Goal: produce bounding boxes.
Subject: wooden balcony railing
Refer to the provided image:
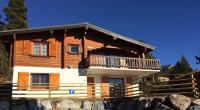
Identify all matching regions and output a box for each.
[88,55,161,70]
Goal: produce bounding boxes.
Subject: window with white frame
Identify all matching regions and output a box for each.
[33,42,48,56]
[69,45,79,54]
[31,73,49,87]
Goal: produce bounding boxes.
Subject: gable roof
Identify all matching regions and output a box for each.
[0,22,156,50]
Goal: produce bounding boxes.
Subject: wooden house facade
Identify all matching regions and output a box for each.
[0,22,160,98]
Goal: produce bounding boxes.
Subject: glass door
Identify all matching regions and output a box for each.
[108,78,124,97]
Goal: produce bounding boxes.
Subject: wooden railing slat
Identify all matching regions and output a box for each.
[88,55,160,70]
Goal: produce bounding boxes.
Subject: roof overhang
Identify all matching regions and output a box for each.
[0,22,156,50]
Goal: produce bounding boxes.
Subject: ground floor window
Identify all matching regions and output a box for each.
[31,73,49,87]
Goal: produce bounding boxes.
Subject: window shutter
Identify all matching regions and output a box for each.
[78,45,82,54]
[18,72,29,90]
[50,73,59,90]
[49,41,57,56]
[24,41,32,55]
[66,45,70,53]
[101,77,109,98]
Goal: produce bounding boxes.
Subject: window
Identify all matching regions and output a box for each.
[69,45,79,54]
[31,74,49,87]
[33,42,48,56]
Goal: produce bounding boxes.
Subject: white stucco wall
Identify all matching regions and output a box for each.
[12,66,87,98]
[12,66,141,98]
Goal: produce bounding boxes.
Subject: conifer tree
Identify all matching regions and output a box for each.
[4,0,28,30]
[0,39,12,81]
[195,48,200,64]
[172,56,193,74]
[0,15,4,31]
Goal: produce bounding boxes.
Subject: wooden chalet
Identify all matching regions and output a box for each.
[0,22,160,98]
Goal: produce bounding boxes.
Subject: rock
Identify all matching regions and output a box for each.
[0,101,10,110]
[29,99,42,110]
[188,104,200,110]
[40,99,52,110]
[93,101,105,110]
[125,100,138,110]
[158,77,169,82]
[58,99,82,109]
[168,94,191,110]
[152,97,166,103]
[193,99,200,105]
[83,100,92,110]
[12,104,29,110]
[138,97,153,110]
[116,101,126,110]
[152,102,174,110]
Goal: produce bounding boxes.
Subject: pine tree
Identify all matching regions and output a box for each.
[4,0,28,30]
[0,15,4,31]
[0,39,12,81]
[195,48,200,64]
[145,52,156,59]
[172,56,193,74]
[196,56,200,64]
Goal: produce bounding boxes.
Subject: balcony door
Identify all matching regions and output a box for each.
[108,78,124,97]
[107,56,119,67]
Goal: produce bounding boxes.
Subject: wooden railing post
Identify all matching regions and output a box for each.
[88,55,160,70]
[48,84,51,99]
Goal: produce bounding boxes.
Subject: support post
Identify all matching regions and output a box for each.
[12,34,16,66]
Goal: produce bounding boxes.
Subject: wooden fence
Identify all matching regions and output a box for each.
[140,71,200,98]
[10,83,142,99]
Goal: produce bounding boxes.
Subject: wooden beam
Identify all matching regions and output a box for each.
[12,34,16,66]
[10,43,13,66]
[82,27,88,68]
[62,28,67,68]
[142,53,145,59]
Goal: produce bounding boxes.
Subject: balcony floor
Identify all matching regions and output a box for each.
[86,66,160,78]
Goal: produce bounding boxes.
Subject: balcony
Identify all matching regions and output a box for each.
[86,55,161,77]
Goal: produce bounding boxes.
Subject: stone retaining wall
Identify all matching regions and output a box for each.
[1,94,200,110]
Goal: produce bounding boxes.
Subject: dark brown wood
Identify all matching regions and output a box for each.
[13,34,16,66]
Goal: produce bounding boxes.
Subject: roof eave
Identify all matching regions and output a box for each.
[0,22,156,50]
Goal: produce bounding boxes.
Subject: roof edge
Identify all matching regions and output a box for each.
[0,22,156,50]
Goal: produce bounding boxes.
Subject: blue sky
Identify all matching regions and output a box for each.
[0,0,200,69]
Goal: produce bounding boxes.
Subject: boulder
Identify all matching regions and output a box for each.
[125,100,138,110]
[93,101,105,110]
[138,97,153,110]
[193,99,200,105]
[188,104,200,110]
[57,99,82,109]
[116,101,126,110]
[12,104,29,110]
[158,77,169,82]
[152,102,174,110]
[168,94,191,110]
[40,99,52,110]
[29,99,42,110]
[0,101,10,110]
[83,100,92,110]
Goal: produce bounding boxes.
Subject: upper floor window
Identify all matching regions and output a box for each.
[33,42,48,56]
[69,45,79,55]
